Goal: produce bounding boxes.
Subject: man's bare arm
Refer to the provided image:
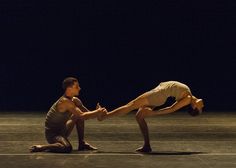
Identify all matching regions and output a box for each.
[59,99,106,120]
[72,97,89,112]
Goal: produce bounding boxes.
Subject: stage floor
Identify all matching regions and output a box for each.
[0,111,236,168]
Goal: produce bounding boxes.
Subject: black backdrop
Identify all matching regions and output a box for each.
[1,1,236,111]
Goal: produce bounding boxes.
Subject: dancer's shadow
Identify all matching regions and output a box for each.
[72,150,138,154]
[78,151,206,155]
[143,151,205,155]
[83,151,141,154]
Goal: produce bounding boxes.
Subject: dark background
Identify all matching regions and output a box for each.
[1,1,235,112]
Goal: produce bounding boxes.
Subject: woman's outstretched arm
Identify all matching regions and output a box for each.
[138,95,192,118]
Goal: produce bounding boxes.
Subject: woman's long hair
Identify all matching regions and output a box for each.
[187,105,200,117]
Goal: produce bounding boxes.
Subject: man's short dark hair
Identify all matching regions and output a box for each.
[62,77,78,91]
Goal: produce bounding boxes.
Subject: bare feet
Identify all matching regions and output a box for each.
[136,146,152,153]
[78,142,98,151]
[29,145,44,152]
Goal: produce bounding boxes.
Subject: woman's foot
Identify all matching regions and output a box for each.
[29,145,44,152]
[136,146,152,153]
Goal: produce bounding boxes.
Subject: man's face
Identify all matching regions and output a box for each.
[70,82,81,96]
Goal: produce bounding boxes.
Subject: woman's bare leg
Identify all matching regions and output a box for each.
[100,93,150,120]
[135,107,152,153]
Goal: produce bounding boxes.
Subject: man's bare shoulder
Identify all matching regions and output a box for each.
[72,97,82,106]
[57,97,75,112]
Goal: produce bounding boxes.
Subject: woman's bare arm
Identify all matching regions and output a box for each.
[139,95,192,118]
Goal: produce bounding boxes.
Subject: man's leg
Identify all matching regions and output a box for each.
[75,118,84,145]
[75,117,97,150]
[135,107,152,153]
[30,136,72,153]
[30,123,74,153]
[67,114,97,150]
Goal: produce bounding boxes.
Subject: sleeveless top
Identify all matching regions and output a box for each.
[146,81,192,106]
[156,81,191,100]
[45,98,72,132]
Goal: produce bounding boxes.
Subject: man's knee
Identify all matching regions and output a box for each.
[63,144,72,153]
[51,143,72,153]
[55,136,73,153]
[71,115,80,122]
[57,143,72,153]
[61,140,73,153]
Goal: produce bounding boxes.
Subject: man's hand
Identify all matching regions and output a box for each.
[96,103,107,121]
[96,107,107,113]
[96,103,102,109]
[96,103,107,113]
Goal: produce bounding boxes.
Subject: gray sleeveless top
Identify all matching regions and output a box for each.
[157,81,191,101]
[146,81,192,106]
[45,98,72,131]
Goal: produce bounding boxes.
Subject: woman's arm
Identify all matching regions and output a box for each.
[139,95,192,118]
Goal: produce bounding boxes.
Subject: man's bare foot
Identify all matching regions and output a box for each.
[136,146,152,153]
[29,145,44,152]
[78,142,98,151]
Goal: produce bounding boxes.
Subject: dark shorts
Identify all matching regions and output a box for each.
[45,128,68,144]
[45,128,72,153]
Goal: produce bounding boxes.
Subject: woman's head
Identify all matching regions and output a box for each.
[188,97,204,116]
[188,105,201,116]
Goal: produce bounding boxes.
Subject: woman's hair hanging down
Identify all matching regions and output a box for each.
[187,105,201,117]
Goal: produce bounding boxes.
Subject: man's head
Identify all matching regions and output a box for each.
[62,77,81,96]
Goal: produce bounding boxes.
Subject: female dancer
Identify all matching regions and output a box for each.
[99,81,204,152]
